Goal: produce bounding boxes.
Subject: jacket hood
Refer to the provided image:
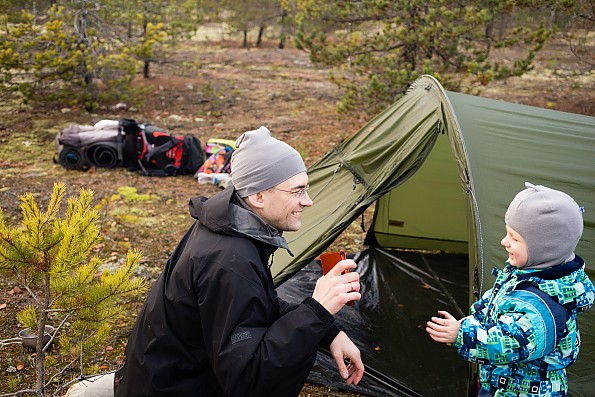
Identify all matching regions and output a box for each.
[515,255,594,314]
[188,186,293,255]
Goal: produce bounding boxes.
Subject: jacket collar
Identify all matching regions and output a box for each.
[188,186,293,255]
[516,255,584,281]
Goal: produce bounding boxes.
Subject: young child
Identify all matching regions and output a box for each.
[426,182,594,396]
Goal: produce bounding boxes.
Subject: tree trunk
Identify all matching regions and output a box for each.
[142,12,150,78]
[144,60,150,78]
[484,18,494,53]
[279,13,286,49]
[256,26,265,48]
[35,272,51,396]
[76,9,95,112]
[243,30,248,48]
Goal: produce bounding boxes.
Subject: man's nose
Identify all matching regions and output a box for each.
[300,193,313,206]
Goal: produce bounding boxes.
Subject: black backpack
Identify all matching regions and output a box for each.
[120,119,204,176]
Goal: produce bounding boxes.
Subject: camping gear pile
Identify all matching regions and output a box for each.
[195,138,235,187]
[55,119,204,177]
[56,120,122,170]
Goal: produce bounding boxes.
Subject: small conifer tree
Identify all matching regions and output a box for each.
[0,182,145,396]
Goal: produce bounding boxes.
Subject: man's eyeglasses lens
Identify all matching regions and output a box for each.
[274,185,309,198]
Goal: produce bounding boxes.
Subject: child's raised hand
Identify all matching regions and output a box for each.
[426,310,464,344]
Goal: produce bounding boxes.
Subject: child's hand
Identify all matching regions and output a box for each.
[426,310,464,344]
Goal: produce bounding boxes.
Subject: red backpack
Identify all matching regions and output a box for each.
[121,119,204,177]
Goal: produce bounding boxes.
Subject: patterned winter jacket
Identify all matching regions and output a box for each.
[454,256,594,396]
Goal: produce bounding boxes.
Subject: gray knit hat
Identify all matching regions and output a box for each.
[505,182,584,269]
[230,126,306,197]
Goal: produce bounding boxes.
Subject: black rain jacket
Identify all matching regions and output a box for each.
[114,187,339,397]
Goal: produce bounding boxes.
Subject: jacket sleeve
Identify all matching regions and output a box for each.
[274,295,340,349]
[196,242,336,396]
[574,269,595,312]
[454,289,559,366]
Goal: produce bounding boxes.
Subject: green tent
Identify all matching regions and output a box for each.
[273,75,595,396]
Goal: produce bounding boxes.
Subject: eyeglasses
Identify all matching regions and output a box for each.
[272,184,310,199]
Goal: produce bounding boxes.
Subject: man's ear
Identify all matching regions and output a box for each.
[245,191,265,209]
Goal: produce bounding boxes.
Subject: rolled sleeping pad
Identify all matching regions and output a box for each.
[85,142,121,168]
[59,146,87,170]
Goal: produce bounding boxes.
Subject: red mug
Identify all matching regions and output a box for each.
[319,250,348,275]
[319,250,354,306]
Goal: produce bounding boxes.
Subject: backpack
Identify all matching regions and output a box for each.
[121,119,204,177]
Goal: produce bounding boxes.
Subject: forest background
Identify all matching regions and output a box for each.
[0,1,593,396]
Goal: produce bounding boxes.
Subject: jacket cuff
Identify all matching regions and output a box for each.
[302,297,340,349]
[454,317,470,349]
[303,297,334,323]
[319,325,341,349]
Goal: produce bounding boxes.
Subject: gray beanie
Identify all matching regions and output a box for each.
[505,182,583,269]
[230,126,306,197]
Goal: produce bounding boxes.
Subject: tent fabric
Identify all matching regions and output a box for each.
[277,248,469,396]
[272,75,595,396]
[272,77,446,284]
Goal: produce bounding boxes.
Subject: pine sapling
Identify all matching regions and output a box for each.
[0,182,146,396]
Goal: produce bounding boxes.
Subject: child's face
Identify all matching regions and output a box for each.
[501,225,529,268]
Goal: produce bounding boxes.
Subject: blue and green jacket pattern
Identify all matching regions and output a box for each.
[454,256,594,396]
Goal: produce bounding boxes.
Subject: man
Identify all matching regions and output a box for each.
[114,126,365,396]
